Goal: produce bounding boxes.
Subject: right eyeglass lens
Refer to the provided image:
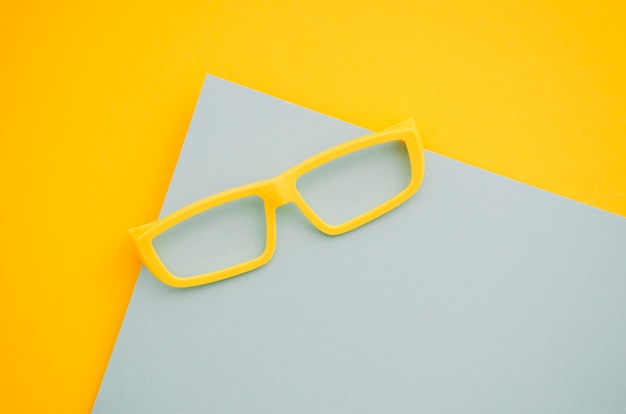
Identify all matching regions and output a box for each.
[151,196,266,278]
[296,139,412,226]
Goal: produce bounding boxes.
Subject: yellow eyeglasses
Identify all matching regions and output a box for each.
[130,118,425,288]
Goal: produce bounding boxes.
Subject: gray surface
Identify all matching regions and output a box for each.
[94,75,626,413]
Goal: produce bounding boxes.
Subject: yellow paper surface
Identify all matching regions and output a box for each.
[1,1,624,412]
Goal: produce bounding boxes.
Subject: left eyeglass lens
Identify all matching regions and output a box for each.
[296,139,412,226]
[151,196,267,277]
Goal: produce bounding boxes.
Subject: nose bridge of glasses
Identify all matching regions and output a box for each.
[264,172,296,207]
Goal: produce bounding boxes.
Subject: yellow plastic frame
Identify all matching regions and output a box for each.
[130,118,425,288]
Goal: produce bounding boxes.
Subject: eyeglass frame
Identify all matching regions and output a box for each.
[129,118,425,288]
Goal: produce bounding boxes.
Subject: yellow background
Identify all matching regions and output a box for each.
[1,1,624,412]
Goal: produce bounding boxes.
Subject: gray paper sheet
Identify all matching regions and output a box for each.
[94,75,626,413]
